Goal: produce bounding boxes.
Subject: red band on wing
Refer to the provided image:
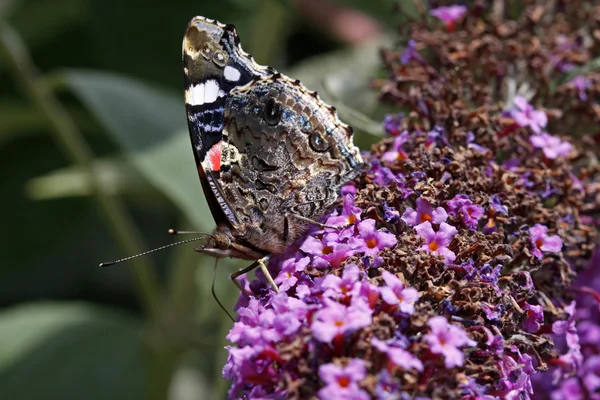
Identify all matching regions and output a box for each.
[207,141,222,172]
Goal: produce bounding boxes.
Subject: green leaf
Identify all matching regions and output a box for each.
[58,69,213,231]
[25,158,156,200]
[0,302,145,400]
[0,0,21,19]
[0,101,101,146]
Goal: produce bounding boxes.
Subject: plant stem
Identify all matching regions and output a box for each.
[0,21,162,320]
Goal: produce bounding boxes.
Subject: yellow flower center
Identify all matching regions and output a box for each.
[420,213,432,223]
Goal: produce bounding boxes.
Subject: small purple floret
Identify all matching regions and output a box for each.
[318,359,370,400]
[311,298,372,343]
[430,5,467,28]
[380,270,419,314]
[372,337,424,371]
[529,224,563,260]
[522,302,544,333]
[510,96,548,134]
[382,131,410,163]
[425,316,476,368]
[415,221,458,265]
[530,132,572,159]
[350,219,398,257]
[402,197,448,226]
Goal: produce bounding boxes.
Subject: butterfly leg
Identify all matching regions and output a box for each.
[289,213,352,230]
[230,255,280,294]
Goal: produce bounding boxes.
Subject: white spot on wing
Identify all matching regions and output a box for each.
[204,79,220,104]
[185,83,204,106]
[185,79,223,106]
[224,65,241,82]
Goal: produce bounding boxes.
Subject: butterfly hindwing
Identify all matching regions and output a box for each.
[218,75,363,252]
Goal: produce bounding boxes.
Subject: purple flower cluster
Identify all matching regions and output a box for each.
[509,96,572,160]
[220,2,599,398]
[532,252,600,399]
[222,189,489,398]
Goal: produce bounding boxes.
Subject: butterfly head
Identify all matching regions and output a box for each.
[194,224,264,261]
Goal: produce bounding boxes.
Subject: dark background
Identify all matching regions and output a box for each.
[0,0,409,398]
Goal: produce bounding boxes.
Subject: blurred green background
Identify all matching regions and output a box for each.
[0,0,406,398]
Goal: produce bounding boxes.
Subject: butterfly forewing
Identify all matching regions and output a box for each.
[183,17,272,228]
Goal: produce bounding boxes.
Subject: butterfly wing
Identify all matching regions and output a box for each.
[183,17,272,227]
[219,74,364,252]
[183,17,363,256]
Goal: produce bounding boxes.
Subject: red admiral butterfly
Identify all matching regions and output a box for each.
[183,17,364,292]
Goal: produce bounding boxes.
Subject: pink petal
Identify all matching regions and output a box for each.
[431,207,448,224]
[344,359,367,380]
[557,141,572,157]
[442,345,465,368]
[318,363,342,384]
[428,315,448,333]
[380,287,400,306]
[513,95,529,111]
[541,235,563,253]
[439,247,457,264]
[381,151,399,163]
[295,256,310,272]
[415,221,435,238]
[342,264,360,281]
[530,134,547,148]
[401,207,418,226]
[400,287,419,305]
[531,110,548,128]
[381,270,402,288]
[416,197,433,215]
[531,247,544,260]
[376,230,398,250]
[357,219,377,237]
[387,347,424,371]
[320,275,342,290]
[300,236,324,255]
[437,222,458,245]
[512,111,530,128]
[530,224,548,237]
[371,337,389,352]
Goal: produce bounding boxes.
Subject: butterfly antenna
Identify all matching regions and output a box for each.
[211,258,235,322]
[99,237,206,267]
[168,229,212,236]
